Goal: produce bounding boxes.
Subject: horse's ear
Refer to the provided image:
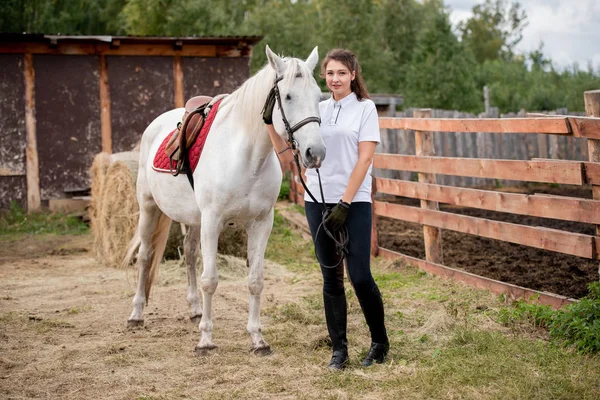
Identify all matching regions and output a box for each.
[266,45,286,75]
[305,46,319,71]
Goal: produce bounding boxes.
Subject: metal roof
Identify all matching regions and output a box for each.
[0,33,263,46]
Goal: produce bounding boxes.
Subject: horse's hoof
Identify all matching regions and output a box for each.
[251,345,272,356]
[127,319,144,328]
[190,314,202,324]
[194,344,217,357]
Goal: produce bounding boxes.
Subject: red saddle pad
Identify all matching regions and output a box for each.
[152,99,222,173]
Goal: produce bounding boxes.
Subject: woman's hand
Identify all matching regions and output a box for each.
[324,201,350,232]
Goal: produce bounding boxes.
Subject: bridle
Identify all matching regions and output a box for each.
[264,76,321,153]
[262,76,349,269]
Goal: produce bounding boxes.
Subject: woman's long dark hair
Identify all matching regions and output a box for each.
[320,49,370,101]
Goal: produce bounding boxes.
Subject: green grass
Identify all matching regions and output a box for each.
[0,201,88,236]
[265,209,318,273]
[263,208,600,399]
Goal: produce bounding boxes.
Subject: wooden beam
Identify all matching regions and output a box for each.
[374,201,596,259]
[371,177,379,257]
[378,247,575,309]
[373,154,584,185]
[376,178,600,225]
[23,53,41,211]
[0,42,220,57]
[414,108,443,264]
[0,168,26,177]
[99,54,112,153]
[173,55,184,108]
[584,89,600,279]
[567,116,600,139]
[379,116,571,135]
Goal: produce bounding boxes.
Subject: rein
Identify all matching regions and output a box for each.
[263,76,349,269]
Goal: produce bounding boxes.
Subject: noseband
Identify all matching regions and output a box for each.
[262,76,321,151]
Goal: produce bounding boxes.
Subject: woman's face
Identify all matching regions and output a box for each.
[325,59,355,101]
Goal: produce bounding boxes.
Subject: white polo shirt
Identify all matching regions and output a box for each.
[305,92,380,203]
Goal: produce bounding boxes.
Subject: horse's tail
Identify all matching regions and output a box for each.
[122,212,172,300]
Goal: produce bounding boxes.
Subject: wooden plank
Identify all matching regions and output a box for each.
[373,154,584,185]
[584,162,600,185]
[378,247,575,309]
[99,54,112,153]
[374,200,596,259]
[584,90,600,278]
[23,53,41,211]
[48,198,89,213]
[414,108,443,264]
[0,168,26,177]
[379,117,571,135]
[568,116,600,140]
[376,178,600,224]
[371,177,379,257]
[0,42,219,57]
[173,55,184,108]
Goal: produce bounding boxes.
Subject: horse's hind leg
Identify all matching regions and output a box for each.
[246,209,274,355]
[195,212,222,355]
[184,225,202,322]
[128,202,163,326]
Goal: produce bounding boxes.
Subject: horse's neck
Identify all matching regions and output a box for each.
[223,68,276,157]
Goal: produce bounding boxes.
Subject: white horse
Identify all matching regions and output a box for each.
[123,46,325,355]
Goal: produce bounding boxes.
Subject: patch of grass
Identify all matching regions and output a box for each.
[291,203,305,215]
[278,176,291,200]
[265,210,318,273]
[0,201,88,235]
[497,282,600,354]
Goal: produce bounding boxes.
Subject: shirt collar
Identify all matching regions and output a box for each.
[330,92,357,108]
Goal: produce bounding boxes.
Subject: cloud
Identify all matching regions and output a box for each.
[444,0,600,69]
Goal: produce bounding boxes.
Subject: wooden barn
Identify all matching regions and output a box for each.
[0,34,261,211]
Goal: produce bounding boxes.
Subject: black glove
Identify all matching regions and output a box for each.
[324,201,350,233]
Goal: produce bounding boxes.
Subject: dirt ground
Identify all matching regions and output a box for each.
[0,234,329,399]
[377,184,598,299]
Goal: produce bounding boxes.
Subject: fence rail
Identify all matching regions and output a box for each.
[284,90,600,308]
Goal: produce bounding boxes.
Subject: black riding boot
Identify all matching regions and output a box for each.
[356,285,389,366]
[323,292,348,370]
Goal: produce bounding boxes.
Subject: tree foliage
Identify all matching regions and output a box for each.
[1,0,598,113]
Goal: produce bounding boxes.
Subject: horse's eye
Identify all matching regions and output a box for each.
[285,94,291,101]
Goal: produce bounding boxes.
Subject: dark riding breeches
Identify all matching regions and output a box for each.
[305,201,387,344]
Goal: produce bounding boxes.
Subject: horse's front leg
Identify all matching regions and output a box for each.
[246,209,274,355]
[195,212,221,355]
[184,225,202,323]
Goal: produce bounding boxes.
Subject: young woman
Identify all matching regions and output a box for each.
[267,49,388,370]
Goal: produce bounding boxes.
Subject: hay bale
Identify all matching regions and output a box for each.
[89,152,140,261]
[96,159,140,268]
[89,152,112,257]
[217,227,247,258]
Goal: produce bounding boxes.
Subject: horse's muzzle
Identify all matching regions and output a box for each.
[304,147,326,169]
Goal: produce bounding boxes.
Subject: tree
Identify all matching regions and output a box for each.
[404,5,480,112]
[459,0,528,64]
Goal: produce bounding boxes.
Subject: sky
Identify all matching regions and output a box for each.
[444,0,600,70]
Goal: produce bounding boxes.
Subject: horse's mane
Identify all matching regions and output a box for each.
[222,56,316,136]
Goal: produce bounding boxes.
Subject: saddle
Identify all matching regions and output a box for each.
[165,95,213,166]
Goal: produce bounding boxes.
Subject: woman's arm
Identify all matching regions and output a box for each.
[341,141,377,204]
[266,124,294,164]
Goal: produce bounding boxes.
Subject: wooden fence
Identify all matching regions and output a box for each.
[285,90,600,308]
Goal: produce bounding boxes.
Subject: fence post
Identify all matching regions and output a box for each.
[584,90,600,278]
[371,177,379,257]
[414,109,443,264]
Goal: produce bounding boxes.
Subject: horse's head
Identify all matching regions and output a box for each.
[265,46,326,169]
